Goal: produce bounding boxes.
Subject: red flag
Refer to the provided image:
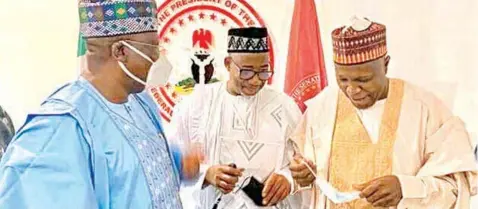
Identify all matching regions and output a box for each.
[284,0,328,112]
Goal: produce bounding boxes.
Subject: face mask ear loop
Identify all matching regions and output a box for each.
[118,61,147,86]
[120,40,154,63]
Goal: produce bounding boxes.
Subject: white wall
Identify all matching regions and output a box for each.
[0,0,79,128]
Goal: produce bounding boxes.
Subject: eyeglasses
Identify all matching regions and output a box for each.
[230,59,273,81]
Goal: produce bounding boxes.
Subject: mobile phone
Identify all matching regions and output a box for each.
[241,176,268,206]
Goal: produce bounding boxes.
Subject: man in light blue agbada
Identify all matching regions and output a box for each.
[0,0,200,208]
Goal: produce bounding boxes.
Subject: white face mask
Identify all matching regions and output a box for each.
[118,41,172,87]
[296,157,360,204]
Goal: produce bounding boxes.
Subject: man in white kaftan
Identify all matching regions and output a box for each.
[170,27,303,209]
[289,18,478,209]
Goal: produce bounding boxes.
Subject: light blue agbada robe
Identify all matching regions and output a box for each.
[0,77,184,209]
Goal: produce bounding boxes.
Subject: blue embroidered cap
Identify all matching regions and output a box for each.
[79,0,158,38]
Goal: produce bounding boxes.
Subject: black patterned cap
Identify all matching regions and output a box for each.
[227,27,269,53]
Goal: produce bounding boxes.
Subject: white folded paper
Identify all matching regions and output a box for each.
[301,160,361,204]
[315,177,360,203]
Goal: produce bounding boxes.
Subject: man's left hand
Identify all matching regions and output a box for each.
[262,173,291,206]
[353,175,403,207]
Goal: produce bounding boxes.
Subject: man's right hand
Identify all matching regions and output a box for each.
[289,154,316,187]
[205,165,244,194]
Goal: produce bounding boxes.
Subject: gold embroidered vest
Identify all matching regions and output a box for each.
[327,79,404,209]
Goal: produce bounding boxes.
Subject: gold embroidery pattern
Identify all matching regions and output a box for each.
[327,79,404,209]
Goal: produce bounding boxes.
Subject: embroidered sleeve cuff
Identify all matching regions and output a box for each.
[276,169,294,195]
[396,175,427,199]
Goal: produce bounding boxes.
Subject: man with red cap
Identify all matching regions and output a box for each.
[289,17,478,209]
